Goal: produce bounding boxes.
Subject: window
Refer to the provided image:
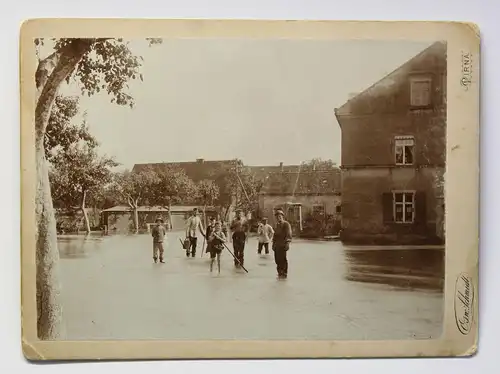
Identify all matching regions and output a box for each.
[335,205,342,214]
[312,204,325,217]
[410,77,432,107]
[393,191,415,223]
[395,136,415,165]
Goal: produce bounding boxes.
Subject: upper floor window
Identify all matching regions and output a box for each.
[410,77,432,107]
[395,136,415,165]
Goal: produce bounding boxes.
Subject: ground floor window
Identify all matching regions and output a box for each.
[312,204,326,217]
[393,191,415,223]
[335,205,341,214]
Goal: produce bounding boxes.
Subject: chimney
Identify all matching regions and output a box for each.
[280,162,284,172]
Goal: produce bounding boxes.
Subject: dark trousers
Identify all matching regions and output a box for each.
[273,247,288,276]
[258,242,269,254]
[232,233,246,266]
[188,236,197,257]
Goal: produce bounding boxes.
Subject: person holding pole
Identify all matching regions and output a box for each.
[272,209,292,279]
[208,221,226,274]
[185,208,205,258]
[205,216,216,254]
[230,208,249,268]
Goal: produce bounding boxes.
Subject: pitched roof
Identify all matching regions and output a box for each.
[260,169,341,195]
[334,41,446,122]
[132,159,239,182]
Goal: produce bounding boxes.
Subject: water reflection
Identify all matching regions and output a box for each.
[343,248,445,292]
[58,233,105,259]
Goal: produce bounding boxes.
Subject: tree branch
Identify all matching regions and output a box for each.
[35,39,94,146]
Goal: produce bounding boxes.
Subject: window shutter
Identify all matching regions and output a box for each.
[415,192,426,225]
[382,193,393,223]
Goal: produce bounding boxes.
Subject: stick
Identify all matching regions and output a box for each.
[222,242,249,273]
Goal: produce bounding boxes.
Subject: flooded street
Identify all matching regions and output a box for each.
[58,233,444,341]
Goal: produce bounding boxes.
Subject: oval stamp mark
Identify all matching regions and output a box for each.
[454,273,475,335]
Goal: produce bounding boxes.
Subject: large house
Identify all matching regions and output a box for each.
[334,41,446,245]
[259,169,342,237]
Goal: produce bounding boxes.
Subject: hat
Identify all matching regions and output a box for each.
[192,208,199,212]
[274,209,285,216]
[235,208,243,213]
[209,216,216,221]
[262,217,268,221]
[155,217,164,223]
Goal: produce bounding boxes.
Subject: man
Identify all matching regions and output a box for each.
[151,217,167,263]
[205,216,216,254]
[185,208,205,257]
[257,217,274,255]
[272,209,292,279]
[230,209,249,268]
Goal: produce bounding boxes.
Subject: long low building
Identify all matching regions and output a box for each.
[100,205,216,233]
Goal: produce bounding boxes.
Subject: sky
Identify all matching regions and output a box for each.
[57,39,432,170]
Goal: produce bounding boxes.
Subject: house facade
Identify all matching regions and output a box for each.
[259,169,342,237]
[334,41,446,245]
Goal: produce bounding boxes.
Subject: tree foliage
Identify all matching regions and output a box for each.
[111,167,159,209]
[49,144,118,210]
[196,179,220,207]
[45,95,98,162]
[300,158,338,171]
[211,160,263,217]
[148,165,199,208]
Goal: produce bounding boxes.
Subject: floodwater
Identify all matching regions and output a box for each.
[57,232,444,341]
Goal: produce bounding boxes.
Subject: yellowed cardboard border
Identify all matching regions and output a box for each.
[20,19,480,360]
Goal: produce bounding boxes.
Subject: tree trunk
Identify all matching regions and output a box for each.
[35,142,65,340]
[81,190,91,234]
[168,201,173,230]
[35,39,94,340]
[133,205,139,234]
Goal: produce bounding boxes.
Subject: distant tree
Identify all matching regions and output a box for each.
[148,165,199,227]
[33,37,161,339]
[300,158,338,171]
[212,160,263,220]
[111,167,159,233]
[49,144,118,233]
[196,179,220,227]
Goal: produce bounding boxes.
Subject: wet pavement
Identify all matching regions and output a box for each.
[58,233,444,341]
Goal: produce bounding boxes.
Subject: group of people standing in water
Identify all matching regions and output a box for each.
[151,207,293,279]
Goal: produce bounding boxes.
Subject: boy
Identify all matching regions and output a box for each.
[151,217,167,263]
[205,216,216,254]
[208,221,226,274]
[257,217,274,255]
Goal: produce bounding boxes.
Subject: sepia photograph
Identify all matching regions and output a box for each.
[20,19,479,360]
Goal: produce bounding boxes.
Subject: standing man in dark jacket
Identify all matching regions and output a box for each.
[230,209,249,268]
[151,217,167,263]
[272,209,292,279]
